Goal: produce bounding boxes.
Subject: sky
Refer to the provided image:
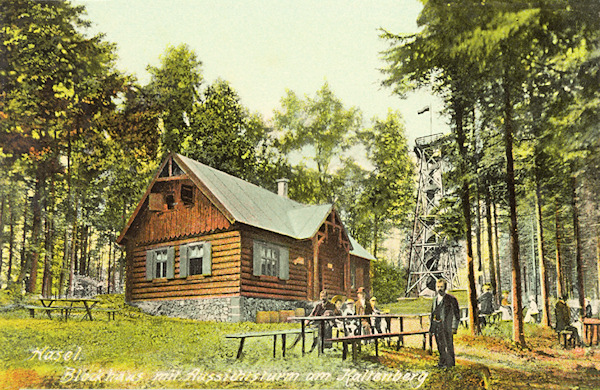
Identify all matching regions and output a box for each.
[74,0,449,146]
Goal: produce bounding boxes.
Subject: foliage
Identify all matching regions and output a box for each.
[381,0,600,343]
[184,79,284,187]
[274,83,362,204]
[146,44,203,154]
[371,260,407,304]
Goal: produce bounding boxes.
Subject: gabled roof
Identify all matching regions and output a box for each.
[175,153,333,240]
[118,153,375,261]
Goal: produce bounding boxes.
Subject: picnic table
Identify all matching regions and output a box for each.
[24,298,109,321]
[288,313,430,357]
[226,328,318,359]
[459,307,502,328]
[583,318,600,346]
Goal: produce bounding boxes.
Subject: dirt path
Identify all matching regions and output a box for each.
[380,325,600,389]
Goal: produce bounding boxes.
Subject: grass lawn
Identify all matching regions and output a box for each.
[1,293,599,390]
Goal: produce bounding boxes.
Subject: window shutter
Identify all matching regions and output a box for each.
[146,249,154,280]
[166,247,175,279]
[202,242,212,275]
[279,246,289,280]
[179,244,189,278]
[253,240,261,276]
[149,193,164,211]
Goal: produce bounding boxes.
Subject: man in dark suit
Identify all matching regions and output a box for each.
[310,289,336,348]
[430,279,460,368]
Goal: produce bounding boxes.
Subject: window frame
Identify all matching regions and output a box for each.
[179,241,212,278]
[146,246,175,280]
[252,240,289,280]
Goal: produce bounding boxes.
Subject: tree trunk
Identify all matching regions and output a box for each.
[571,176,585,311]
[58,229,69,297]
[79,225,88,276]
[485,186,498,299]
[0,196,6,282]
[18,174,43,293]
[503,75,525,346]
[493,202,502,305]
[20,194,29,274]
[555,205,564,298]
[597,233,600,301]
[41,215,49,296]
[86,226,93,277]
[535,183,551,327]
[68,200,79,297]
[108,240,114,294]
[372,217,379,259]
[7,198,15,286]
[452,95,479,335]
[475,188,483,275]
[42,214,53,298]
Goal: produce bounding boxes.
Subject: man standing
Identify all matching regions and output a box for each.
[355,287,373,335]
[430,279,460,368]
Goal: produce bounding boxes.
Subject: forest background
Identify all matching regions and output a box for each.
[1,0,600,348]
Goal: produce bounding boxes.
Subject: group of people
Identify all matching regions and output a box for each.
[555,295,595,346]
[307,280,596,369]
[308,287,389,347]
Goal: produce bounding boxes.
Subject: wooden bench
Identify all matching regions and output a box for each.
[24,305,70,320]
[226,328,317,359]
[460,310,502,328]
[558,330,576,348]
[327,330,429,360]
[92,307,119,320]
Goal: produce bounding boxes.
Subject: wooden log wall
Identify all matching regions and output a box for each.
[351,255,371,297]
[127,230,241,301]
[240,226,311,301]
[318,226,348,297]
[134,178,231,245]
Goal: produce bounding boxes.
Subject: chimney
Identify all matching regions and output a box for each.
[276,178,289,198]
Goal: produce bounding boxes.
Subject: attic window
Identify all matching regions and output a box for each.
[159,163,170,178]
[159,158,185,177]
[181,185,194,205]
[172,161,184,176]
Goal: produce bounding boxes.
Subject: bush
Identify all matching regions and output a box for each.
[371,260,406,304]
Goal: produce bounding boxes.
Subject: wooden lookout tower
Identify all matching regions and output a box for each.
[405,133,459,296]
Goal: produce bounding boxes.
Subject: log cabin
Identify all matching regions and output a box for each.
[117,153,375,322]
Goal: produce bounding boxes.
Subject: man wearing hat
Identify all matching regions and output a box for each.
[355,287,373,335]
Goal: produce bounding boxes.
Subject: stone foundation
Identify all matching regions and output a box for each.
[129,296,315,322]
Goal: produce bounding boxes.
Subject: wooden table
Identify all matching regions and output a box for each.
[288,314,428,355]
[583,318,600,346]
[39,298,101,321]
[226,328,317,359]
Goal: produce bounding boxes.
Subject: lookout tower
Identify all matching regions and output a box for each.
[405,133,459,296]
